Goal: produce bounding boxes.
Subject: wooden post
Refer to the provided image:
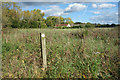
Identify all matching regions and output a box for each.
[40,33,47,69]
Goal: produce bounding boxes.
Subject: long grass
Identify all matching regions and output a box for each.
[2,28,119,79]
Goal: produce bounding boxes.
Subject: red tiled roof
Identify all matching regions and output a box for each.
[56,24,68,27]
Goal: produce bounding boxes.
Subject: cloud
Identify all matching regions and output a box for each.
[64,3,86,13]
[90,12,118,24]
[42,3,87,16]
[42,6,65,16]
[116,12,118,15]
[92,3,116,9]
[49,5,59,8]
[92,11,100,14]
[19,2,62,7]
[92,4,97,8]
[20,2,87,12]
[98,4,116,9]
[11,0,119,2]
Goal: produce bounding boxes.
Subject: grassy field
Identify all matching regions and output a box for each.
[1,28,119,78]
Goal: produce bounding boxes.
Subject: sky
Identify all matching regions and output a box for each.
[9,0,120,2]
[9,0,119,24]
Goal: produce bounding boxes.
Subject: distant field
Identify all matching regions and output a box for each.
[2,28,119,78]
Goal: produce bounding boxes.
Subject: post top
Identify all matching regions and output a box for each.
[41,33,45,37]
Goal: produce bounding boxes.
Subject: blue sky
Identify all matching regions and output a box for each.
[18,2,118,24]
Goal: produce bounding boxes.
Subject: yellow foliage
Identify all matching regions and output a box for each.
[83,74,86,78]
[22,60,24,63]
[41,67,45,71]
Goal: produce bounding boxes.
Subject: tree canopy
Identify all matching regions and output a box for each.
[2,2,117,28]
[2,2,74,28]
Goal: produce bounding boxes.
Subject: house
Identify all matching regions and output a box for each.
[67,24,71,27]
[55,24,71,27]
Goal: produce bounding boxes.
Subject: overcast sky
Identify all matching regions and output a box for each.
[9,0,119,24]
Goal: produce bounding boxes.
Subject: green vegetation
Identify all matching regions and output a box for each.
[2,2,74,29]
[2,2,118,29]
[1,2,119,79]
[2,28,119,79]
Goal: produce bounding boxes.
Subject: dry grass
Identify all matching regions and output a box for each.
[2,28,119,79]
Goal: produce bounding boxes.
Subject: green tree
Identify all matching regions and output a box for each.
[21,10,32,28]
[45,18,54,27]
[85,22,95,28]
[20,9,46,28]
[46,16,66,27]
[2,2,21,28]
[64,17,74,24]
[30,9,46,28]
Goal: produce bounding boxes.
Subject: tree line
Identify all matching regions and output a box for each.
[2,2,74,28]
[2,2,118,29]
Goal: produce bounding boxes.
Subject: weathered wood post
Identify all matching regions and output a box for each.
[40,33,47,69]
